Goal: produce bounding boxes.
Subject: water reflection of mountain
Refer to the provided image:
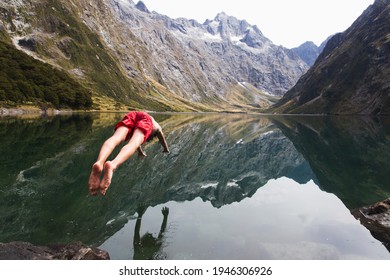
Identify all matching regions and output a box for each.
[126,114,314,208]
[274,116,390,251]
[0,114,95,245]
[0,113,314,246]
[0,114,93,187]
[273,116,390,209]
[91,113,316,245]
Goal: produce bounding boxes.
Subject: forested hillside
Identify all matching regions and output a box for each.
[0,40,92,109]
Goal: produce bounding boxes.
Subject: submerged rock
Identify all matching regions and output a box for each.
[0,241,110,260]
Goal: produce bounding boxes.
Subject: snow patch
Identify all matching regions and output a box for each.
[116,0,134,8]
[201,32,222,42]
[201,182,218,189]
[227,180,239,188]
[231,35,243,42]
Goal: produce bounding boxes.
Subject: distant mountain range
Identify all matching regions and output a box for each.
[2,0,386,115]
[0,0,323,112]
[272,0,390,115]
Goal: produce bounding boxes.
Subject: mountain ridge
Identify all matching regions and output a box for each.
[0,0,314,112]
[272,0,390,115]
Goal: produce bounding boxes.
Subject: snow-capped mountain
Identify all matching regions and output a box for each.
[0,0,312,111]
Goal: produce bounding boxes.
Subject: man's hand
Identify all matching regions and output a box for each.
[162,207,169,217]
[137,146,147,159]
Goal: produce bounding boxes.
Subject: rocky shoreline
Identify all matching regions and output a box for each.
[0,106,42,115]
[352,198,390,252]
[0,241,110,260]
[0,106,87,117]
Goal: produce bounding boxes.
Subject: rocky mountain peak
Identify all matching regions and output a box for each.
[291,41,322,66]
[239,25,269,48]
[135,1,149,13]
[211,12,252,38]
[214,12,229,21]
[110,2,309,98]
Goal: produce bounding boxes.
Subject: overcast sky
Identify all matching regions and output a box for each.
[140,0,374,48]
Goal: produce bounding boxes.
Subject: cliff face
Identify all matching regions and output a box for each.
[273,0,390,115]
[146,10,308,98]
[0,0,310,111]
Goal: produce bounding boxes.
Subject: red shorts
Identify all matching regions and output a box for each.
[115,111,153,143]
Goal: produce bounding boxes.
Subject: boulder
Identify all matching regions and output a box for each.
[352,198,390,252]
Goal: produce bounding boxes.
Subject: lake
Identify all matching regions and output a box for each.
[0,112,389,260]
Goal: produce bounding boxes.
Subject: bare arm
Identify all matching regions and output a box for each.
[156,129,169,153]
[158,207,169,239]
[151,117,169,153]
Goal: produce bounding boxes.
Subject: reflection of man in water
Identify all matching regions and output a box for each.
[133,206,169,260]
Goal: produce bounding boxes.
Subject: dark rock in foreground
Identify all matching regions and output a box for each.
[352,198,390,252]
[0,241,110,260]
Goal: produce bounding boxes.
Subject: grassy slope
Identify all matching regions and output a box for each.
[1,0,276,112]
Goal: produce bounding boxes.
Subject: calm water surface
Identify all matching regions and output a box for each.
[0,113,389,260]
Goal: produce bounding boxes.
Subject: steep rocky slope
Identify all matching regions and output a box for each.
[272,0,390,115]
[0,0,309,111]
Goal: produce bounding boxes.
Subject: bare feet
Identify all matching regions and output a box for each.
[100,161,116,196]
[88,163,102,196]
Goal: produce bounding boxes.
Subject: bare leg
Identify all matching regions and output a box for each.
[88,126,128,195]
[100,128,145,195]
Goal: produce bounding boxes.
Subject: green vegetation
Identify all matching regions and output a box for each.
[0,40,92,109]
[29,0,153,110]
[0,0,248,112]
